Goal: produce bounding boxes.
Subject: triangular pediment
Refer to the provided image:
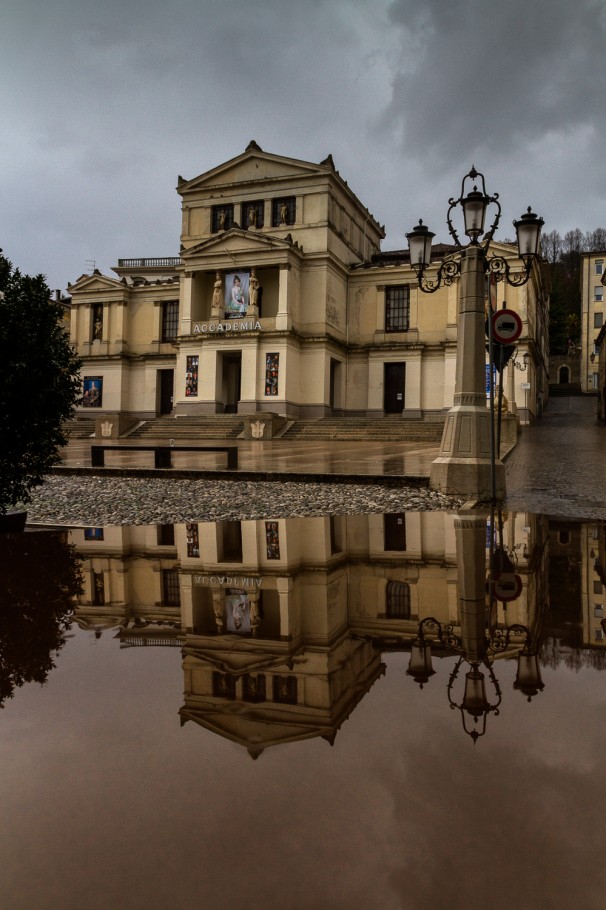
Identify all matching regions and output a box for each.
[179,145,332,195]
[183,644,299,676]
[179,704,331,754]
[182,228,299,260]
[68,272,125,293]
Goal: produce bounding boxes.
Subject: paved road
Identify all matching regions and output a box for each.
[505,395,606,519]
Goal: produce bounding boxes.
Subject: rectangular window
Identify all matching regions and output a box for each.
[271,196,296,226]
[213,672,236,699]
[241,200,264,230]
[593,581,603,595]
[386,581,411,619]
[84,527,104,541]
[161,300,179,341]
[594,605,603,617]
[185,355,199,397]
[92,304,104,341]
[265,353,279,396]
[212,204,234,232]
[594,287,603,302]
[594,312,603,328]
[273,675,298,704]
[385,286,410,332]
[595,260,604,275]
[243,674,266,703]
[162,569,181,606]
[595,628,604,641]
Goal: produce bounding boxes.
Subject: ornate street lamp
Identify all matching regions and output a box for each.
[405,167,544,500]
[406,616,543,742]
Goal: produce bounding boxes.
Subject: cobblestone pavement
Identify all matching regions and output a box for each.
[27,475,463,526]
[505,395,606,520]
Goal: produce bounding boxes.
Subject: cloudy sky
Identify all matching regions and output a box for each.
[2,0,605,291]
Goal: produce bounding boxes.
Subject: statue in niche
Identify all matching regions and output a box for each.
[248,206,257,228]
[93,317,102,340]
[211,272,223,319]
[280,202,288,224]
[247,268,260,317]
[218,209,226,230]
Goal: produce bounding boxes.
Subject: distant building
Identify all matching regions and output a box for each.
[580,250,605,393]
[68,143,549,429]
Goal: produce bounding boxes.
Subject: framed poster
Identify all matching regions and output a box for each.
[224,271,249,318]
[265,353,279,396]
[186,522,200,558]
[82,376,103,408]
[185,355,199,397]
[265,521,280,559]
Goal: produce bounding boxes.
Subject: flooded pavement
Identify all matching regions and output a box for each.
[1,510,606,909]
[505,395,606,519]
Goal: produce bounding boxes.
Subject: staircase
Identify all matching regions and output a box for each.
[280,417,445,442]
[129,416,245,440]
[65,418,96,438]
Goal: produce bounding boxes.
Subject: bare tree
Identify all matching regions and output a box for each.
[541,229,562,264]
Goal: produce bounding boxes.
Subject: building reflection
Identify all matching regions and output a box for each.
[70,509,555,753]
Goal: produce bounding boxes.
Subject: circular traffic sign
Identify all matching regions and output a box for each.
[491,571,523,602]
[492,308,522,344]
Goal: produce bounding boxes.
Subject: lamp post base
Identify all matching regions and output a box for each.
[429,405,505,501]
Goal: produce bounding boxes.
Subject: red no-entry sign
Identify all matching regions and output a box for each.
[492,309,522,344]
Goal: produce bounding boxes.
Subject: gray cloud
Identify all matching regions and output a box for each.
[0,0,604,288]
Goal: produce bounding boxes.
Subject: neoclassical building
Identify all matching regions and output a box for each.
[68,142,549,428]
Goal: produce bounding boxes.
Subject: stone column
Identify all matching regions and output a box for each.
[430,245,505,500]
[276,265,292,331]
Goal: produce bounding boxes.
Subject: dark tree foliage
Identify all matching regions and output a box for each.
[0,250,81,512]
[542,228,606,355]
[0,530,82,706]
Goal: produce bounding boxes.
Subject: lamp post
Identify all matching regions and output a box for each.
[406,168,543,501]
[405,511,543,742]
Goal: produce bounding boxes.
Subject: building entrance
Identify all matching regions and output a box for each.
[384,362,405,414]
[222,353,242,413]
[158,369,174,415]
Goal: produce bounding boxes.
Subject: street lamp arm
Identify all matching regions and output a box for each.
[417,256,462,294]
[486,254,532,287]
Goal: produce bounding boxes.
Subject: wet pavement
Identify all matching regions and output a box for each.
[61,437,439,479]
[59,395,606,520]
[505,395,606,520]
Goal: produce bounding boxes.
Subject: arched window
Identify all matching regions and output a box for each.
[559,365,570,384]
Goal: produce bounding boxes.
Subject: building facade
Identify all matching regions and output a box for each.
[68,143,549,428]
[580,250,606,394]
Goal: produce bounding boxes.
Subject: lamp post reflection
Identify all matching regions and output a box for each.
[406,512,544,741]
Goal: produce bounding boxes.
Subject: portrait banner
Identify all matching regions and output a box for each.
[224,271,250,318]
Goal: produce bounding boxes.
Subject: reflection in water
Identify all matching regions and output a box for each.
[0,529,81,705]
[2,512,606,908]
[57,508,604,751]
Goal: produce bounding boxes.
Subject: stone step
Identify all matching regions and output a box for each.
[130,417,245,439]
[65,419,97,438]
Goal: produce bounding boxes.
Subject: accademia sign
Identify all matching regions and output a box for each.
[193,321,262,334]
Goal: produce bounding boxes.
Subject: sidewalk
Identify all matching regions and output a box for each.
[505,395,606,519]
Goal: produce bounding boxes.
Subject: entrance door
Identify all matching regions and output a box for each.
[158,369,174,415]
[222,353,242,414]
[384,362,405,414]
